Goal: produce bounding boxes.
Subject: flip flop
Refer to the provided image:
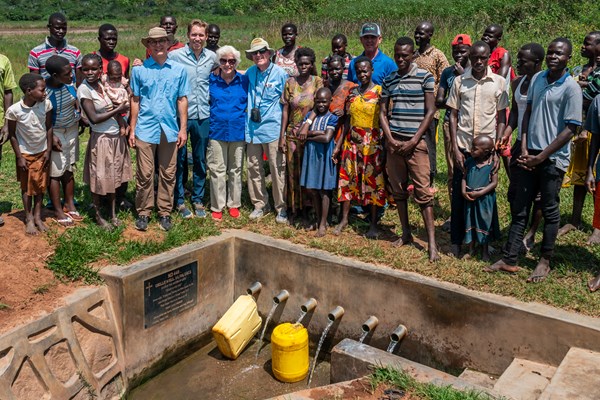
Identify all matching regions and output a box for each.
[52,217,74,227]
[63,208,84,221]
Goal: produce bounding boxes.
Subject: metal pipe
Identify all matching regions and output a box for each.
[246,282,262,296]
[273,290,289,304]
[327,306,345,322]
[361,316,379,333]
[390,324,408,342]
[300,298,318,313]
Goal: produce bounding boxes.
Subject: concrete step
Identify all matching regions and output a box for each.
[493,358,556,400]
[458,368,497,389]
[539,347,600,400]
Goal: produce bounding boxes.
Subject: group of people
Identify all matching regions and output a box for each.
[2,13,600,290]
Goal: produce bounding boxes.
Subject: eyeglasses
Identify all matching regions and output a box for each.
[252,48,269,57]
[219,58,237,66]
[147,38,169,45]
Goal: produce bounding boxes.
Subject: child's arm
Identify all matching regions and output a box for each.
[469,170,499,199]
[297,111,316,141]
[44,110,53,166]
[7,120,26,171]
[309,127,335,144]
[461,172,472,201]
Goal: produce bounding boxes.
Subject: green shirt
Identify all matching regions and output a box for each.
[0,54,17,126]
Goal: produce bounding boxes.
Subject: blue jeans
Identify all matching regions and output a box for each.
[174,118,210,206]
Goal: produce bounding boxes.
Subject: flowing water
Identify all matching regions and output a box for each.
[295,310,307,324]
[255,301,278,359]
[386,339,399,353]
[307,319,334,387]
[358,330,369,344]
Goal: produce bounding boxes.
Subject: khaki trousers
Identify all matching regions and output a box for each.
[207,139,245,212]
[135,134,177,217]
[246,140,286,213]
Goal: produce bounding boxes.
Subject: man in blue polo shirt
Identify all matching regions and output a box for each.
[380,37,439,262]
[347,23,397,86]
[129,27,190,232]
[169,19,217,219]
[488,38,582,283]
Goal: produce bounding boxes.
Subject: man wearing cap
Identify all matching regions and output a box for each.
[244,38,288,223]
[169,19,217,219]
[413,21,450,188]
[129,27,190,232]
[347,23,396,86]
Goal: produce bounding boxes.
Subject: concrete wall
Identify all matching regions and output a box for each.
[233,231,600,375]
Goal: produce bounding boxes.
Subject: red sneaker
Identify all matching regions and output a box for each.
[229,208,240,218]
[212,211,223,221]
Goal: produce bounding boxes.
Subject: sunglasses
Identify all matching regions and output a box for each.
[219,58,237,66]
[252,48,269,56]
[147,38,169,45]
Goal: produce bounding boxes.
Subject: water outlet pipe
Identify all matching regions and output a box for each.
[246,282,262,296]
[361,316,379,333]
[390,324,408,342]
[273,290,290,304]
[300,298,318,313]
[327,306,345,322]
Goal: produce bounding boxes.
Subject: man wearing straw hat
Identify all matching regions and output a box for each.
[129,27,190,232]
[244,38,289,223]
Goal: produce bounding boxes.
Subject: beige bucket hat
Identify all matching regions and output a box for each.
[141,27,174,48]
[245,38,274,60]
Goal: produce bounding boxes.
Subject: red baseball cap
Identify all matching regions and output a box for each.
[452,34,472,46]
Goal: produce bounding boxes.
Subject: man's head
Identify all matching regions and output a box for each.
[206,24,221,49]
[187,20,208,52]
[98,23,118,53]
[47,12,67,43]
[516,43,545,77]
[359,23,382,54]
[581,31,600,59]
[246,38,273,70]
[469,41,491,74]
[481,24,503,49]
[393,37,414,72]
[160,16,177,35]
[46,55,72,85]
[451,34,472,66]
[546,37,572,73]
[314,87,333,114]
[414,21,434,47]
[331,34,348,56]
[142,27,173,59]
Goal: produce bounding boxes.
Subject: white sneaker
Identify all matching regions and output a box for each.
[275,210,288,224]
[249,208,265,220]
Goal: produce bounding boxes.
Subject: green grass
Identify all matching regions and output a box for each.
[370,366,499,400]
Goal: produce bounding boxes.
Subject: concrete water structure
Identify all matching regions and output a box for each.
[1,230,600,399]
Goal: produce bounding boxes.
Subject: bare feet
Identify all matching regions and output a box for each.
[25,219,38,235]
[333,220,348,236]
[315,225,327,237]
[484,259,521,273]
[557,223,578,237]
[365,225,380,239]
[34,218,48,233]
[429,246,440,263]
[587,229,600,245]
[392,235,413,247]
[450,244,461,258]
[111,217,123,227]
[588,273,600,292]
[526,257,551,283]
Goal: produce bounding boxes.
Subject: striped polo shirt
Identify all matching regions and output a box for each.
[381,63,434,138]
[28,37,82,82]
[46,84,79,129]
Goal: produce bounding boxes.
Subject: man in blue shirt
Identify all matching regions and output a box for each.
[169,19,217,219]
[129,27,190,232]
[244,38,288,223]
[347,23,397,86]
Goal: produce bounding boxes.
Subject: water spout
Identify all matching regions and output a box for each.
[387,324,407,354]
[273,290,289,304]
[359,316,378,343]
[296,298,318,324]
[307,306,344,386]
[327,306,345,322]
[246,282,262,297]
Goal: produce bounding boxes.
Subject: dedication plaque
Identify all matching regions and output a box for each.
[144,261,198,328]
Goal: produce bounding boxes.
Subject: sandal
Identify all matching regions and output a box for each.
[52,217,74,227]
[63,208,84,221]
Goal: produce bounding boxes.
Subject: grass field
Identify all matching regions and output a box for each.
[1,9,600,316]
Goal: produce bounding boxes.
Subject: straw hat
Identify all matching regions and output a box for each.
[245,38,274,60]
[141,27,174,48]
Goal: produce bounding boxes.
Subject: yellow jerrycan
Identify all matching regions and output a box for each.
[271,322,309,382]
[212,294,262,359]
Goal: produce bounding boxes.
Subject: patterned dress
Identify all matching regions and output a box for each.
[282,75,324,212]
[463,157,500,244]
[329,80,357,141]
[274,47,299,77]
[337,85,387,206]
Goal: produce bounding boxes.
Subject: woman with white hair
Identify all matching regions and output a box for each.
[207,45,248,220]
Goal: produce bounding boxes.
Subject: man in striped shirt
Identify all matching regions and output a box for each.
[28,13,82,85]
[380,36,439,262]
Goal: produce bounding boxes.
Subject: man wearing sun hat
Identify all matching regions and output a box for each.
[347,22,396,85]
[129,27,190,232]
[244,38,289,223]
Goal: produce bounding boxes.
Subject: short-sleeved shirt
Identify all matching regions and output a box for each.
[446,67,509,150]
[584,95,600,178]
[46,83,79,129]
[583,66,600,101]
[526,69,582,171]
[0,54,17,126]
[5,99,52,154]
[321,52,353,82]
[347,50,397,86]
[94,51,130,78]
[209,72,248,142]
[381,63,434,137]
[245,62,288,144]
[169,45,216,121]
[305,111,339,132]
[130,57,190,144]
[28,38,82,82]
[77,81,120,135]
[489,47,516,81]
[439,65,461,122]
